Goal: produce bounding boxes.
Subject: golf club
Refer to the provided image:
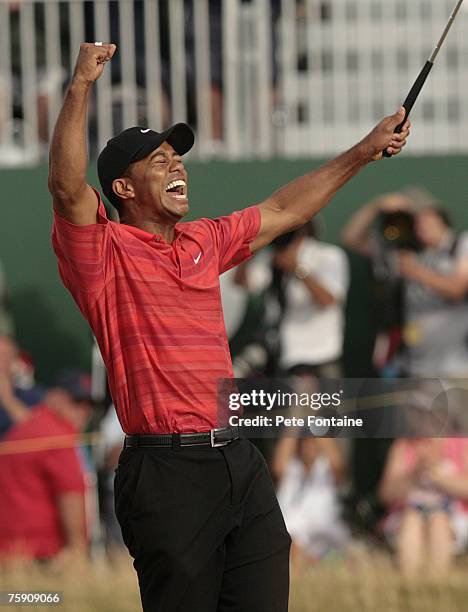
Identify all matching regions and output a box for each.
[384,0,465,157]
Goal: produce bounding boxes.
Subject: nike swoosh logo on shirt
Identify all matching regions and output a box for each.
[140,129,151,133]
[194,252,202,264]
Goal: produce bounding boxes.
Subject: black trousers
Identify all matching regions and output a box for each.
[114,438,291,612]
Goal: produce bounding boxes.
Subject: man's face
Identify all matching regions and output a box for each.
[70,399,92,431]
[415,209,447,248]
[298,438,319,468]
[118,141,189,222]
[47,389,92,431]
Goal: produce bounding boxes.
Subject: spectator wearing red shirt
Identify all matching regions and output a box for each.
[0,371,92,562]
[48,43,410,612]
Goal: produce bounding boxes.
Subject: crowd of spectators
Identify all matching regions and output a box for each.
[1,0,282,162]
[1,184,468,576]
[221,184,468,574]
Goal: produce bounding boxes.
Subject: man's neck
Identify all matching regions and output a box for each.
[135,220,176,244]
[120,215,177,244]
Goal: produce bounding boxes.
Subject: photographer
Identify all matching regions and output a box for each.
[234,220,349,378]
[342,188,468,378]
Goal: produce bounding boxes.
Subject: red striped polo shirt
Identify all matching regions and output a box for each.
[51,190,261,434]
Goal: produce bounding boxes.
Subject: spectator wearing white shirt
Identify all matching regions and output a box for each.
[234,220,349,377]
[273,436,349,572]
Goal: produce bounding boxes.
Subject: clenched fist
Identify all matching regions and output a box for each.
[72,42,117,85]
[361,107,411,161]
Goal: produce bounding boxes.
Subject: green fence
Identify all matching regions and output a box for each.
[2,155,467,382]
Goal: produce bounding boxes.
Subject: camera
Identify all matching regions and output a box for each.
[378,211,421,251]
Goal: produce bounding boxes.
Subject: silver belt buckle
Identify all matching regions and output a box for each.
[210,428,230,448]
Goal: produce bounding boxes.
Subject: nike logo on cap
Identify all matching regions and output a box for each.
[140,129,151,133]
[194,252,202,264]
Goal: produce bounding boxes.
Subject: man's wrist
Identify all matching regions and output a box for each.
[69,75,94,91]
[355,139,378,164]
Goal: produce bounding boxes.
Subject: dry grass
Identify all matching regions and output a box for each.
[290,551,468,612]
[1,550,468,612]
[0,555,140,612]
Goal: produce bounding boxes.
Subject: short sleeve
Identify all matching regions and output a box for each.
[42,446,85,496]
[319,249,350,300]
[51,189,110,307]
[300,245,350,301]
[210,206,261,274]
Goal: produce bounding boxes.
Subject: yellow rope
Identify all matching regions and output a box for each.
[0,431,103,455]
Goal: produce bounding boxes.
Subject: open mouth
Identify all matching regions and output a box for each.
[165,179,187,200]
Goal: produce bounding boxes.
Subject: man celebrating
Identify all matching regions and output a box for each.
[49,43,410,612]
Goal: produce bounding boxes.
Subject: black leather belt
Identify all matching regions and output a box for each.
[124,426,240,449]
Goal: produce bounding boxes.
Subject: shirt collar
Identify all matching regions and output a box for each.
[120,222,186,244]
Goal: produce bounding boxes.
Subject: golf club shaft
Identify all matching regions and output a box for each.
[384,0,465,157]
[430,0,465,63]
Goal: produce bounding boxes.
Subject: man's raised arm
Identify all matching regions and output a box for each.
[48,43,116,226]
[251,108,411,252]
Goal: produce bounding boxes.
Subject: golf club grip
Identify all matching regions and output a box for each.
[383,60,434,158]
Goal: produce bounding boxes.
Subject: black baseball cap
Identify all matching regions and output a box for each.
[97,122,195,209]
[52,370,93,403]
